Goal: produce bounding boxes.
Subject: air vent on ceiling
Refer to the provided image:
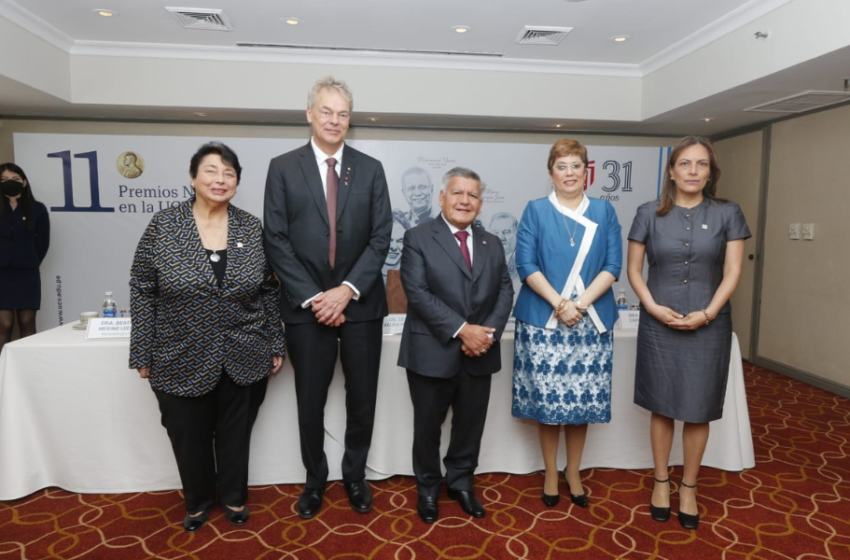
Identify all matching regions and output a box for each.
[744,91,850,114]
[515,26,573,46]
[166,7,233,31]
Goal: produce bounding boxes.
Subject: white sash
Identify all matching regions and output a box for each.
[545,193,607,333]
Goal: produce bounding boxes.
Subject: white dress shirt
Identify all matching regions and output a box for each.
[441,213,474,265]
[311,138,344,198]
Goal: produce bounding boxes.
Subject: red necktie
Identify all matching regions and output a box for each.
[454,231,472,271]
[326,158,339,268]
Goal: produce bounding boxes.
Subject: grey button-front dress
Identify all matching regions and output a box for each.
[628,199,751,423]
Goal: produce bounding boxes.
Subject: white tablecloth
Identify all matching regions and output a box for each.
[0,323,754,500]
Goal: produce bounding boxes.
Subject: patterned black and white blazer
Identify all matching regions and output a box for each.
[129,199,286,397]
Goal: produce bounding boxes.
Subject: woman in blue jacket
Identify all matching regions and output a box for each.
[512,139,622,508]
[0,163,50,354]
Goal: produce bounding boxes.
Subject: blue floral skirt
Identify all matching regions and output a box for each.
[512,317,613,425]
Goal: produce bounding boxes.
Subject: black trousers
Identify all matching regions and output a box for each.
[286,319,383,488]
[406,369,492,499]
[153,373,268,514]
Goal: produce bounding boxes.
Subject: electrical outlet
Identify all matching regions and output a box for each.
[802,223,815,240]
[789,223,801,240]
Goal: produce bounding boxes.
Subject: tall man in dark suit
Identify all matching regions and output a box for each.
[398,167,514,523]
[263,77,392,519]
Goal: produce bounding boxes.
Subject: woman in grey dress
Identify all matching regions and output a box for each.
[627,136,750,530]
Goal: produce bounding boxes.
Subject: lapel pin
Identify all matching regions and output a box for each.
[483,240,487,245]
[701,224,708,229]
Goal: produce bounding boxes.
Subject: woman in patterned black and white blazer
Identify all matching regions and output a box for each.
[129,142,285,533]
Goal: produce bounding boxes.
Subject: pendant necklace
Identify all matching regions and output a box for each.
[195,212,227,263]
[557,197,579,247]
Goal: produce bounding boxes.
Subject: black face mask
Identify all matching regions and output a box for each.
[2,180,24,198]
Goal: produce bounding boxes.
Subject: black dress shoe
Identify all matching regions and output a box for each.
[182,509,210,533]
[678,480,699,530]
[344,480,373,513]
[417,494,439,523]
[297,487,324,519]
[223,505,250,526]
[650,477,670,522]
[447,488,485,518]
[541,492,560,507]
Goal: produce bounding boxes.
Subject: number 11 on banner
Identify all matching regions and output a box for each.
[47,150,115,213]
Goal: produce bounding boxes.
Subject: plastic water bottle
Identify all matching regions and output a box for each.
[616,289,628,311]
[101,291,118,318]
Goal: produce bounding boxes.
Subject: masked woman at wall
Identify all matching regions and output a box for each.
[0,163,50,354]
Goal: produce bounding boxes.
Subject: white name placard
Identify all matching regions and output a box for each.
[618,310,640,331]
[382,314,406,335]
[86,318,132,339]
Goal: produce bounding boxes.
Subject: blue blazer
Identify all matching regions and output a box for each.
[513,196,622,331]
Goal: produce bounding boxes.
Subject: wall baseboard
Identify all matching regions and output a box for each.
[751,357,850,400]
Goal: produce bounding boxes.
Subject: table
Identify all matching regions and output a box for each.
[0,324,754,500]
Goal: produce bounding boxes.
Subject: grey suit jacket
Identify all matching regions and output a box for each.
[397,215,514,378]
[263,142,392,323]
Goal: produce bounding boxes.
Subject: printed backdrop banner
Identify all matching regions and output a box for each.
[12,133,668,330]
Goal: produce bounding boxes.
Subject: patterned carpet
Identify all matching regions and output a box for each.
[2,363,849,559]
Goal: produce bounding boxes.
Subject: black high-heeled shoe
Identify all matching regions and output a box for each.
[677,480,700,530]
[564,467,588,508]
[541,470,560,507]
[541,492,560,507]
[649,476,670,522]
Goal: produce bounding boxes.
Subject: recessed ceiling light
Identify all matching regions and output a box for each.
[554,124,564,128]
[94,9,117,17]
[193,112,207,117]
[701,117,715,122]
[612,35,630,42]
[284,18,300,25]
[452,26,471,33]
[368,117,379,122]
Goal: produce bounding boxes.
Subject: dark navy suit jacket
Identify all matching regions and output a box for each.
[263,142,392,324]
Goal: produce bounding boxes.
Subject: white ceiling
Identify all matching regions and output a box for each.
[1,0,849,136]
[12,0,754,64]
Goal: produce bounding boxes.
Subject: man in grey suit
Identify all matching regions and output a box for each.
[263,77,392,519]
[398,167,514,523]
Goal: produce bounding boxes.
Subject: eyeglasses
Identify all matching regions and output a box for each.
[555,163,585,171]
[317,109,350,122]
